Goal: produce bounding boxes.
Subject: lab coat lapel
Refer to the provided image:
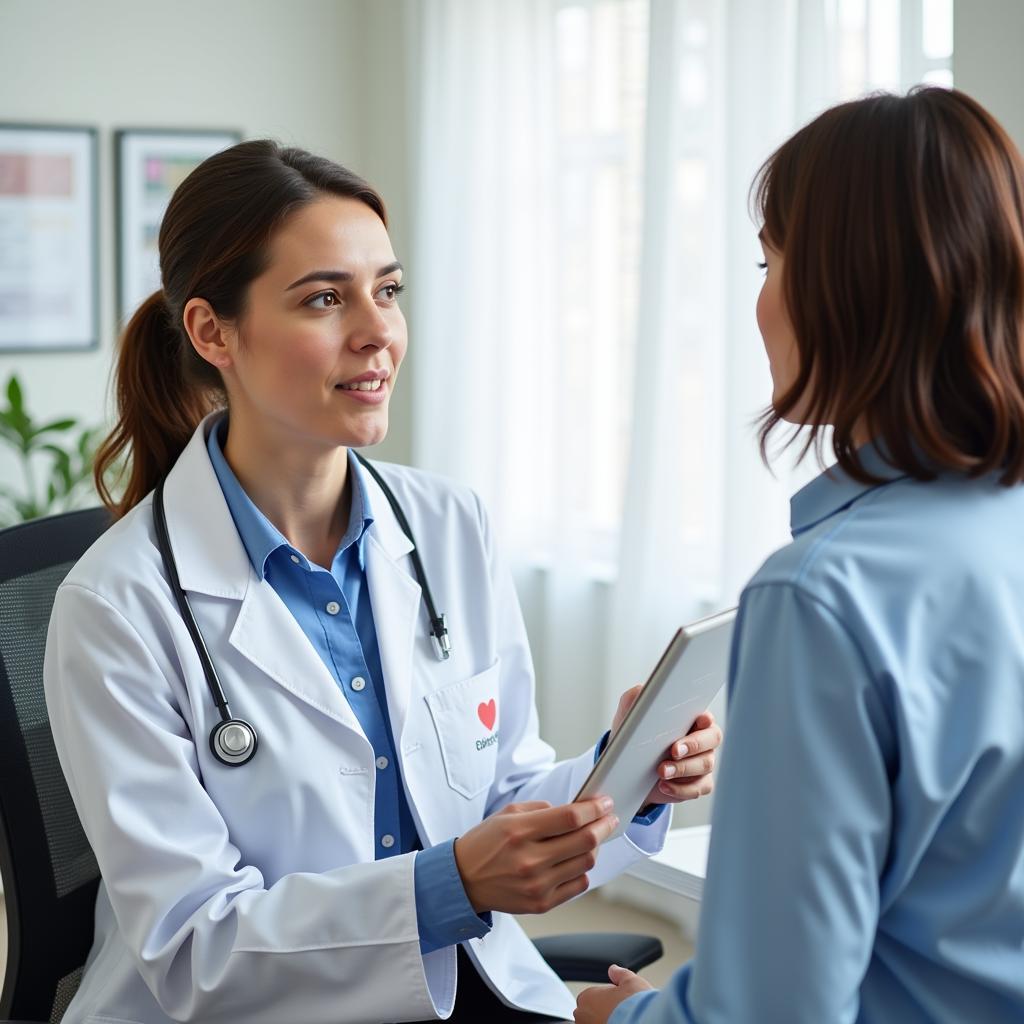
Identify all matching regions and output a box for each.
[228,574,365,736]
[362,468,420,746]
[162,413,365,739]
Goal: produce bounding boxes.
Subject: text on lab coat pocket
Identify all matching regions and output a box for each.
[423,662,501,799]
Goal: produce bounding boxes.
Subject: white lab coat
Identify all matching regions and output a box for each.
[43,414,669,1024]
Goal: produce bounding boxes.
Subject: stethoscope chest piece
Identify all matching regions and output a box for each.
[210,718,258,766]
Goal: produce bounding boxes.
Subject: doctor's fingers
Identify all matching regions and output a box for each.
[497,800,553,817]
[666,719,723,762]
[520,797,617,841]
[660,749,716,779]
[510,848,600,915]
[519,870,594,916]
[535,812,620,867]
[655,774,715,803]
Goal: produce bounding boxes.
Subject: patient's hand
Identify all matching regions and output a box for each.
[574,964,654,1023]
[611,686,722,807]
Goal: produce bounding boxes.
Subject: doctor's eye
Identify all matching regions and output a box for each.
[305,290,341,309]
[376,282,406,303]
[756,261,768,272]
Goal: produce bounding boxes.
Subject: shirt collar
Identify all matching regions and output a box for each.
[206,415,375,579]
[790,441,908,537]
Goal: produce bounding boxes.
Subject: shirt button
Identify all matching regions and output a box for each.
[325,600,341,615]
[380,834,395,849]
[351,676,366,692]
[289,554,301,564]
[376,756,389,770]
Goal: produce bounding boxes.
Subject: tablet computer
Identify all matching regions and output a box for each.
[575,607,736,841]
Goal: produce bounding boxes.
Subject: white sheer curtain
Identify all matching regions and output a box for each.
[405,0,952,787]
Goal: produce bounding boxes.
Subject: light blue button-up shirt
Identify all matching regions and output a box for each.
[612,446,1024,1023]
[206,418,488,953]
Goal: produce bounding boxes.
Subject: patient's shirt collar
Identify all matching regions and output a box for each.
[789,442,908,537]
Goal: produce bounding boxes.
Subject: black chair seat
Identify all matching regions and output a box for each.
[533,931,664,983]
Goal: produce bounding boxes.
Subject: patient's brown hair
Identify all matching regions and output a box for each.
[753,87,1024,484]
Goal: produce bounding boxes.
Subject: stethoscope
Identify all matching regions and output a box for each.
[152,452,451,768]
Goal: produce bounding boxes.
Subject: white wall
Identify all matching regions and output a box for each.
[0,0,414,506]
[953,0,1024,150]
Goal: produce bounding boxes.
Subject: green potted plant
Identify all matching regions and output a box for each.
[0,374,106,527]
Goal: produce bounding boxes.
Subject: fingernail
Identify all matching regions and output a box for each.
[663,764,677,779]
[599,796,614,812]
[676,742,688,758]
[610,816,620,829]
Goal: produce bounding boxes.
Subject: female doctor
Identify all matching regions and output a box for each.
[43,141,722,1024]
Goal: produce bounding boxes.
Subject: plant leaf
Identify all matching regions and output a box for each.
[3,377,31,439]
[0,406,31,449]
[6,375,23,415]
[78,427,99,460]
[0,413,21,445]
[31,417,78,439]
[14,497,39,520]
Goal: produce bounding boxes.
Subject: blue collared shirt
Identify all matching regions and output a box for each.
[206,418,487,953]
[612,446,1024,1023]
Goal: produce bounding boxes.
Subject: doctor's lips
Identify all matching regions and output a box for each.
[335,369,391,404]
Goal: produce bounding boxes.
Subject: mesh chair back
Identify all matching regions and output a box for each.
[0,507,111,1022]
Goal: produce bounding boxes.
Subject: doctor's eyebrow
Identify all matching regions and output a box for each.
[285,261,404,291]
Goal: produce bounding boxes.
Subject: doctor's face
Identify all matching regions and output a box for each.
[224,194,407,450]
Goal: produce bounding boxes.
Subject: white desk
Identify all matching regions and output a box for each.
[624,825,710,900]
[603,826,711,942]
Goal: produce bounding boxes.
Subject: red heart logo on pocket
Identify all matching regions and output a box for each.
[477,699,497,731]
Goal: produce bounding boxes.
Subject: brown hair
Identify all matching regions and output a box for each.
[753,87,1024,484]
[94,141,387,517]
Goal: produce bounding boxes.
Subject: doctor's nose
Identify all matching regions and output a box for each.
[346,295,398,353]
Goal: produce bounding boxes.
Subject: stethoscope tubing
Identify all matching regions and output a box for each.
[152,455,449,767]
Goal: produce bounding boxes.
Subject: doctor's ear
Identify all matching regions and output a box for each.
[182,297,236,371]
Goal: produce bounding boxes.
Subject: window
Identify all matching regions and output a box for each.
[531,0,952,580]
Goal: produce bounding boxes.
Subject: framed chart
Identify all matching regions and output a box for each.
[114,128,241,324]
[0,124,98,352]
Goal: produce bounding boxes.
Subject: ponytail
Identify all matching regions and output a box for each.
[93,290,223,518]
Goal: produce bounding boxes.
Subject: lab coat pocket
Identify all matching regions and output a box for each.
[424,662,501,799]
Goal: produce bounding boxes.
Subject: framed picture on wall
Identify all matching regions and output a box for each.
[0,123,99,352]
[115,128,241,325]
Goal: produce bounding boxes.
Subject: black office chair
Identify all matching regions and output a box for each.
[0,508,662,1023]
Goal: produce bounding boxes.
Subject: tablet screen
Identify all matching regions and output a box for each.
[575,608,736,839]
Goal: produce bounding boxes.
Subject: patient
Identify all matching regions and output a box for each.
[576,87,1024,1023]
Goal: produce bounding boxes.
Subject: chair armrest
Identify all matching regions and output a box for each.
[531,931,664,983]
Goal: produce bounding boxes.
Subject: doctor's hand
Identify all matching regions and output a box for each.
[612,687,722,807]
[574,965,654,1024]
[453,797,619,915]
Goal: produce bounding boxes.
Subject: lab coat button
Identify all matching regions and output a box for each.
[326,601,341,615]
[376,756,389,770]
[380,834,395,848]
[351,676,367,692]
